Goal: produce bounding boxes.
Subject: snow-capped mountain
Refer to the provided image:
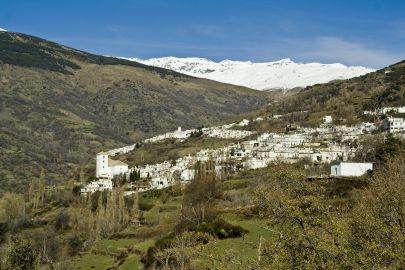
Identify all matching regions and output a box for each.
[123,56,374,90]
[0,28,7,32]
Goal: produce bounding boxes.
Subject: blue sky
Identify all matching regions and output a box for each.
[1,0,404,68]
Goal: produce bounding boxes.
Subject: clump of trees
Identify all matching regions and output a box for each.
[143,162,247,269]
[190,127,203,138]
[4,237,37,270]
[129,170,141,182]
[250,158,404,269]
[69,189,139,241]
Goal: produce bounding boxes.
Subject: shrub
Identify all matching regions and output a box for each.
[67,234,82,256]
[0,222,8,243]
[6,237,37,270]
[198,219,248,239]
[138,201,155,211]
[54,211,70,231]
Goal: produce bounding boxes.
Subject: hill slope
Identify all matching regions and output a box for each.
[0,31,268,190]
[265,59,405,126]
[127,56,373,90]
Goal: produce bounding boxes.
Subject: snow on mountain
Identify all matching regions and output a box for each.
[0,28,8,32]
[122,56,374,90]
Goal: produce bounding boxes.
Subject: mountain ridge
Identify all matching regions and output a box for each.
[126,56,374,90]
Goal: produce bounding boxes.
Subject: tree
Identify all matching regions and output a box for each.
[6,237,37,270]
[72,185,81,197]
[349,157,405,268]
[177,162,223,232]
[0,193,26,232]
[252,165,351,269]
[375,133,404,163]
[39,169,46,207]
[54,211,70,231]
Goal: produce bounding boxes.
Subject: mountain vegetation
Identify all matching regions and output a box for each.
[0,31,268,190]
[0,137,403,269]
[267,60,405,126]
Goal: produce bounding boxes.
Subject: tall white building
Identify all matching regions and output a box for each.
[96,152,129,179]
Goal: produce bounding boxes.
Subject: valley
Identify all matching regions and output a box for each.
[0,13,404,269]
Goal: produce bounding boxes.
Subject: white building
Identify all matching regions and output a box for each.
[378,106,405,115]
[180,169,195,181]
[151,176,171,189]
[242,158,268,169]
[237,119,250,126]
[366,106,405,116]
[96,152,129,179]
[330,162,373,177]
[81,178,113,193]
[383,117,405,133]
[322,115,333,124]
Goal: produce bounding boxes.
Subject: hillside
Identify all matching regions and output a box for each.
[128,56,373,90]
[0,31,268,190]
[252,59,405,126]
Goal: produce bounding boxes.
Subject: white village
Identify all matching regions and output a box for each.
[81,106,405,194]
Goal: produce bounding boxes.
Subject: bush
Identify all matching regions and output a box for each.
[54,211,69,231]
[6,237,37,270]
[0,222,8,243]
[138,201,155,211]
[67,234,82,256]
[142,231,214,269]
[159,205,177,212]
[198,219,248,239]
[160,193,170,204]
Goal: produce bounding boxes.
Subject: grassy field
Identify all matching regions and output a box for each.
[189,213,277,268]
[72,238,156,269]
[73,254,116,269]
[119,255,143,270]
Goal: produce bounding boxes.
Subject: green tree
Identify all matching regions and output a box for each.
[7,237,37,270]
[349,157,405,268]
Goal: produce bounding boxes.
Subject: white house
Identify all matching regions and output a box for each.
[81,178,113,193]
[96,152,129,179]
[237,119,250,126]
[180,169,195,181]
[151,176,171,189]
[383,117,405,133]
[242,158,268,169]
[330,162,373,177]
[322,115,333,124]
[378,106,405,115]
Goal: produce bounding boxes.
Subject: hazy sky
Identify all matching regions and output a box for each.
[1,0,404,68]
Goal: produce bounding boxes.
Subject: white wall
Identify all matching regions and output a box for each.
[109,165,129,177]
[180,169,195,181]
[96,154,109,178]
[331,162,372,177]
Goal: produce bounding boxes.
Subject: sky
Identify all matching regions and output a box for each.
[1,0,404,68]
